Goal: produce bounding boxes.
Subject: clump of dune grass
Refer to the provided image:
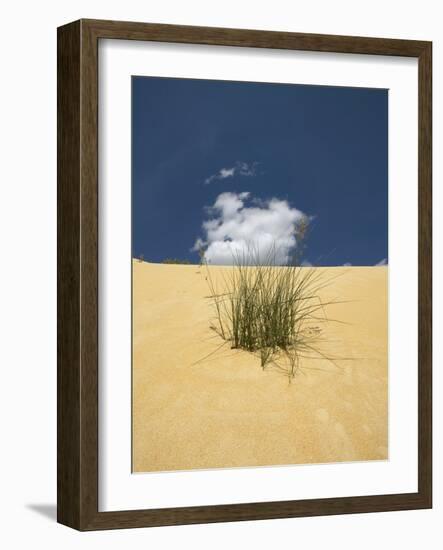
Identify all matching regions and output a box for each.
[204,246,338,380]
[162,258,191,265]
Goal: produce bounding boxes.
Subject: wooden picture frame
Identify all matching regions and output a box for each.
[57,18,432,530]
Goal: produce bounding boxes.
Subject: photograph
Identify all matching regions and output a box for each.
[54,12,432,533]
[131,76,389,473]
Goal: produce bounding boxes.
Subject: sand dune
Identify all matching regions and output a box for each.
[132,261,388,473]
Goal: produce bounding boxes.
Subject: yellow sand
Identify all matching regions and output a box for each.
[132,261,388,472]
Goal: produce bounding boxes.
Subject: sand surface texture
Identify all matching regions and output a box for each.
[133,261,388,472]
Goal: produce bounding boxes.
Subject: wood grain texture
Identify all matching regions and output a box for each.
[57,19,432,531]
[57,20,81,529]
[84,18,428,56]
[417,42,432,506]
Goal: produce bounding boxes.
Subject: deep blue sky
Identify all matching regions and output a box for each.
[132,76,388,266]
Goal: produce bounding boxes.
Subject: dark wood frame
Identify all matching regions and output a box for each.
[57,18,432,531]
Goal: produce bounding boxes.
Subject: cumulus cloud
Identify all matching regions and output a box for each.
[204,161,258,185]
[375,258,388,266]
[193,191,308,265]
[343,262,352,267]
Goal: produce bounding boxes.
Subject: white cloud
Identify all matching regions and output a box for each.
[204,161,258,184]
[343,262,352,266]
[375,258,388,266]
[193,191,308,265]
[219,167,235,178]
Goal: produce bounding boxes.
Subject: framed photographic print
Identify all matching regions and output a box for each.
[57,19,432,530]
